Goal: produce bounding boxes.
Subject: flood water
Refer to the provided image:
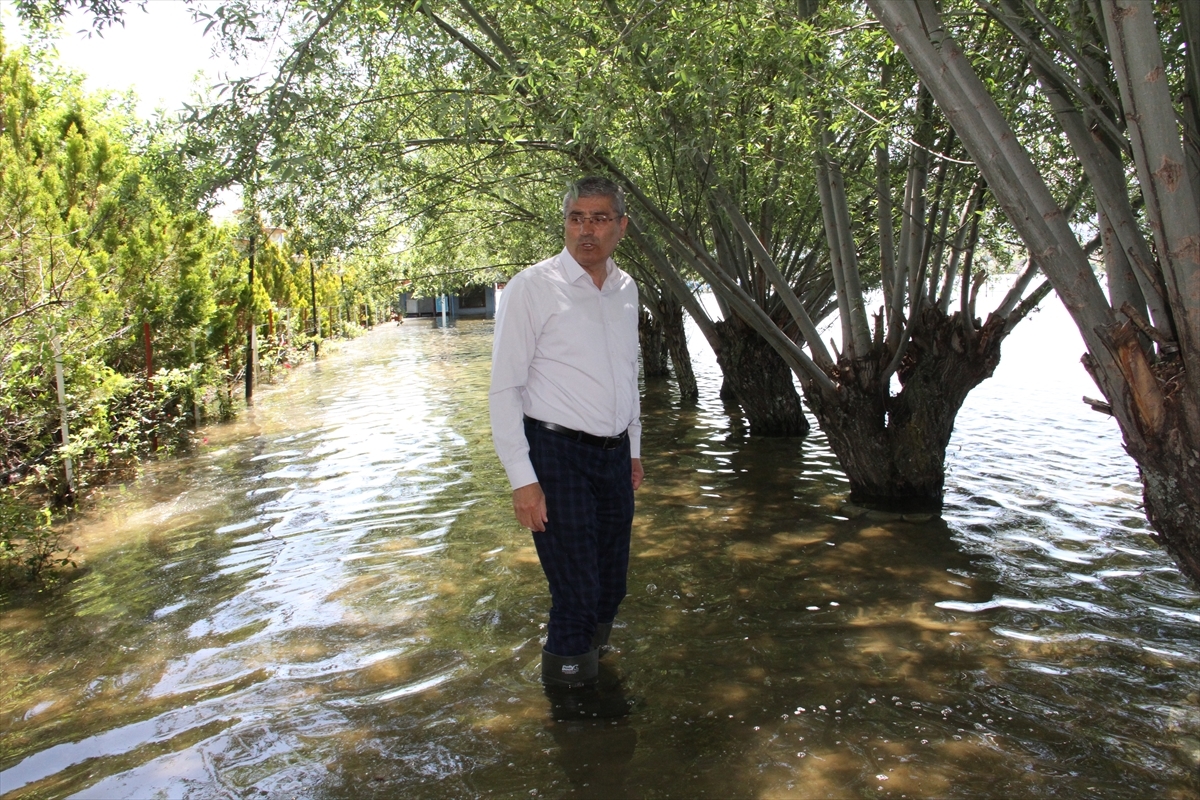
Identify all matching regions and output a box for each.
[2,301,1198,799]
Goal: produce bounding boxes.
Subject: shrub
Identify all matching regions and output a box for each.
[0,489,77,587]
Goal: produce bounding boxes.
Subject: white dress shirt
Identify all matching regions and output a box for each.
[489,248,642,490]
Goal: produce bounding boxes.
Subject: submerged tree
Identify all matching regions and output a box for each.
[869,0,1200,584]
[580,4,1060,508]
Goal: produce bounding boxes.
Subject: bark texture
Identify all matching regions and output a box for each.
[656,294,698,404]
[638,308,670,379]
[1141,456,1200,581]
[805,308,1007,510]
[713,317,809,437]
[1086,326,1200,581]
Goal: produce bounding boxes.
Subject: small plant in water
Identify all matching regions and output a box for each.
[0,490,77,587]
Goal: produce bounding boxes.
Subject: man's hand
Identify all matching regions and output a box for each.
[512,482,548,531]
[631,458,644,491]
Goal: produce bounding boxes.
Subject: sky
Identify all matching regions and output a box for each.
[0,0,247,121]
[0,0,284,218]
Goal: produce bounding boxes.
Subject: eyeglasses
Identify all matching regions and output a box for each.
[566,213,623,228]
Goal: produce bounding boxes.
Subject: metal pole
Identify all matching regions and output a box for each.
[245,232,257,405]
[144,321,153,383]
[52,335,75,494]
[190,338,201,427]
[145,321,158,451]
[341,275,350,331]
[309,257,319,358]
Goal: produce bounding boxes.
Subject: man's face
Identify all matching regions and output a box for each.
[563,195,628,273]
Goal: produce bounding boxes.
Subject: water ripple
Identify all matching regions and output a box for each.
[2,313,1197,799]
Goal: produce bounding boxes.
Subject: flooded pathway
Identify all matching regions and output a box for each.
[2,305,1198,799]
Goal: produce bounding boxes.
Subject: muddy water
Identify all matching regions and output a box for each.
[1,305,1197,799]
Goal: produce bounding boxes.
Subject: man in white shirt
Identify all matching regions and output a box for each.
[489,176,643,693]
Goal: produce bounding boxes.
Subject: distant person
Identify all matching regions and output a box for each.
[489,176,643,711]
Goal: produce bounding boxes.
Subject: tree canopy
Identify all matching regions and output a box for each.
[0,28,403,579]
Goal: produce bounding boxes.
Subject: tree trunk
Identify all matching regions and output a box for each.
[657,294,698,404]
[1084,325,1200,581]
[719,376,739,406]
[805,307,1007,511]
[713,317,809,437]
[638,308,670,379]
[870,0,1200,585]
[1138,449,1200,582]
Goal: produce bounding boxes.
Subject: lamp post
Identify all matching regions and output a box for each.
[309,256,319,358]
[245,232,257,405]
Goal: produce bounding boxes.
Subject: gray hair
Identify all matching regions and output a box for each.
[562,176,626,218]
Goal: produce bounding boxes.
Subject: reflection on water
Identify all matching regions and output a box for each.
[2,306,1198,799]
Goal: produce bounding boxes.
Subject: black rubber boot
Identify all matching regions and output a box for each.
[542,648,633,720]
[541,647,599,688]
[590,622,614,657]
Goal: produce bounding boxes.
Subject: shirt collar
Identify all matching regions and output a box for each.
[558,247,615,289]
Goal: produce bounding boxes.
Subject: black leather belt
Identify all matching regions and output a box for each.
[524,416,628,450]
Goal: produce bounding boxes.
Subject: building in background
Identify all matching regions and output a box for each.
[400,284,497,319]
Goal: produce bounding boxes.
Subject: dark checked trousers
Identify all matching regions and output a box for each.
[526,418,635,657]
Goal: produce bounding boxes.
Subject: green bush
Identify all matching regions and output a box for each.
[0,490,77,587]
